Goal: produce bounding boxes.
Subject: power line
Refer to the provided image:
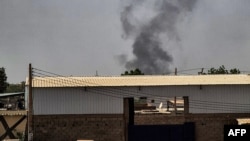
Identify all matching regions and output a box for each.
[32,74,123,99]
[31,67,250,112]
[189,106,249,112]
[32,72,177,104]
[190,103,249,110]
[190,99,250,106]
[177,68,204,73]
[33,68,250,107]
[33,68,179,99]
[32,75,249,112]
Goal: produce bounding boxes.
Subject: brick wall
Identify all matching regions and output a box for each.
[135,113,250,141]
[134,114,185,125]
[33,114,124,141]
[33,113,250,141]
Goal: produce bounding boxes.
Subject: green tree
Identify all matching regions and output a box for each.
[207,65,240,74]
[229,68,240,74]
[6,81,25,93]
[0,67,8,93]
[121,68,144,75]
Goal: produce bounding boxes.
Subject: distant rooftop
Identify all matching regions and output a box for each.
[25,74,250,87]
[0,92,24,97]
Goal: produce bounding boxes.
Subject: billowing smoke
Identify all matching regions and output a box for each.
[120,0,197,74]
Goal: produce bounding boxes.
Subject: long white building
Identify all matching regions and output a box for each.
[26,74,250,115]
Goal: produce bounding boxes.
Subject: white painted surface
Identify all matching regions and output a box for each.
[33,87,123,115]
[33,85,250,115]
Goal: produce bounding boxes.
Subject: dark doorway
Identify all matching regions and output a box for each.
[128,122,195,141]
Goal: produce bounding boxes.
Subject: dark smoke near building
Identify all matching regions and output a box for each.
[120,0,197,74]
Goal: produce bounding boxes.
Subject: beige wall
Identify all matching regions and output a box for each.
[0,115,26,139]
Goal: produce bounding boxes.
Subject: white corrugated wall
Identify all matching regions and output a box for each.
[33,85,250,115]
[141,85,250,113]
[33,87,124,115]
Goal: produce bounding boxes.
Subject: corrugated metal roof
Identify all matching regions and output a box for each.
[0,92,24,97]
[26,74,250,87]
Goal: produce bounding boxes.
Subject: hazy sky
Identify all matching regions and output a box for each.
[1,0,250,83]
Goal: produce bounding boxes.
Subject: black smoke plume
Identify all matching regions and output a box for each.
[120,0,197,74]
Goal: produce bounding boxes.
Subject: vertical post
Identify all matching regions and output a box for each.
[175,68,177,75]
[123,97,134,141]
[183,96,189,114]
[128,98,134,125]
[198,68,204,75]
[28,63,33,141]
[167,100,169,111]
[174,96,177,115]
[124,98,129,141]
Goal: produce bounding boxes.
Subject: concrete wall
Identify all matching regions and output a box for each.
[33,114,124,141]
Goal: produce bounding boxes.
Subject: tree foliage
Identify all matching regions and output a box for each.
[207,65,240,74]
[229,68,241,74]
[0,67,8,93]
[6,81,25,93]
[121,68,144,75]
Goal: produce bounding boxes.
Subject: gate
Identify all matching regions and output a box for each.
[128,122,195,141]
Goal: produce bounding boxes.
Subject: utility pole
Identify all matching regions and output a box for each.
[28,63,33,141]
[198,68,204,75]
[174,96,177,115]
[95,70,98,76]
[175,68,177,75]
